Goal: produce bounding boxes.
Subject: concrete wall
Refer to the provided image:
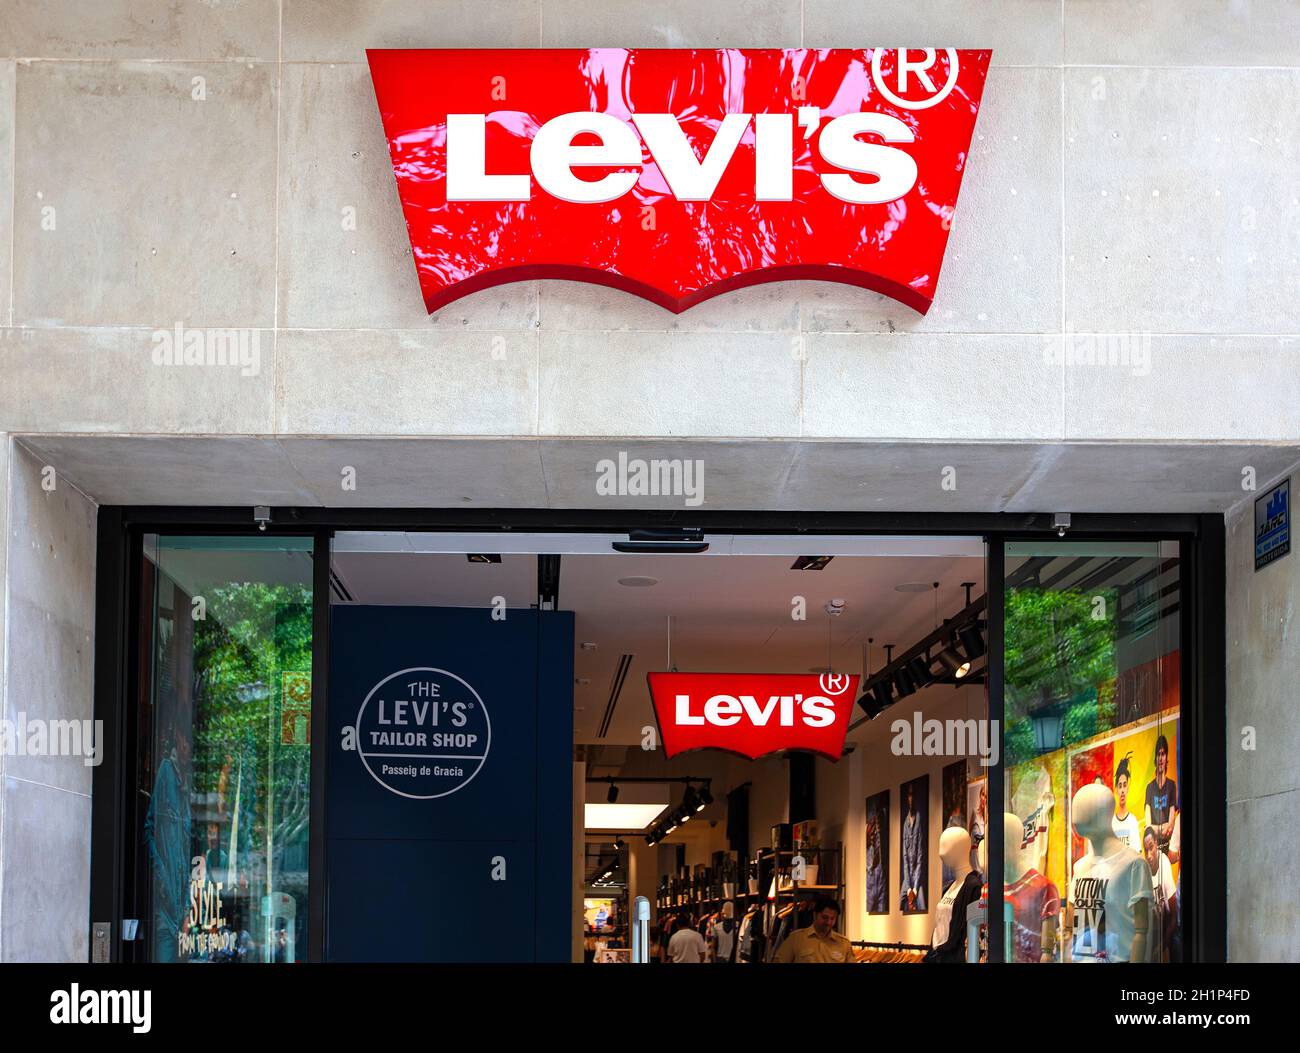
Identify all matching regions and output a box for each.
[1225,463,1300,962]
[0,441,97,962]
[2,1,1299,455]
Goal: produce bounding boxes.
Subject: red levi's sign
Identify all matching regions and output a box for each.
[367,48,991,315]
[647,672,859,761]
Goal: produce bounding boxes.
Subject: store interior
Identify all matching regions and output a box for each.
[329,531,1183,964]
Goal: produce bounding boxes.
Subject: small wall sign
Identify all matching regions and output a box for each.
[1255,477,1290,571]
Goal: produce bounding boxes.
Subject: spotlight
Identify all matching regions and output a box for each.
[680,786,700,815]
[856,682,891,719]
[958,623,986,661]
[895,667,917,697]
[696,786,713,811]
[907,655,933,687]
[607,782,619,803]
[933,645,961,677]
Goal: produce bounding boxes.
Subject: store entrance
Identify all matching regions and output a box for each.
[122,524,1191,964]
[326,531,991,963]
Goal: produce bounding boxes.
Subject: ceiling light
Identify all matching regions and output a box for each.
[894,667,916,697]
[958,623,987,661]
[584,803,667,830]
[618,576,659,587]
[955,660,972,678]
[466,553,502,563]
[791,556,833,571]
[857,687,890,719]
[680,786,700,815]
[607,783,619,803]
[907,655,933,686]
[696,786,713,810]
[933,647,961,677]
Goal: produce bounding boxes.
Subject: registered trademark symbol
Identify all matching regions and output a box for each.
[870,48,960,110]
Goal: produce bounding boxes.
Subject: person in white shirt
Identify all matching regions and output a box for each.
[666,916,707,963]
[1142,826,1179,963]
[1111,755,1141,850]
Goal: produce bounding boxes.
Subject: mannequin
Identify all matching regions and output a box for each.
[1004,811,1060,963]
[925,827,982,963]
[1063,784,1151,963]
[711,900,737,963]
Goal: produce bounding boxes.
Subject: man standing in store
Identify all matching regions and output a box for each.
[773,897,855,963]
[666,916,708,963]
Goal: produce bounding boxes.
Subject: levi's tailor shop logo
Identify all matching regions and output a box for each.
[367,48,991,315]
[354,667,491,799]
[647,672,859,761]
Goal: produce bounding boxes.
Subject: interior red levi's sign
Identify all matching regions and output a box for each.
[367,48,991,315]
[647,672,860,761]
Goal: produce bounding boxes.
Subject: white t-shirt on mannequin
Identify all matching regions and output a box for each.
[1069,847,1153,962]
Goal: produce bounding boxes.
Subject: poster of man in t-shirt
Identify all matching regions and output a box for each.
[1111,753,1141,851]
[1144,734,1178,852]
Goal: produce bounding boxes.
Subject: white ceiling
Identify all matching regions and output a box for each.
[330,538,986,744]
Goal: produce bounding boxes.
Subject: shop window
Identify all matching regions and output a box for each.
[137,535,314,963]
[1002,542,1181,964]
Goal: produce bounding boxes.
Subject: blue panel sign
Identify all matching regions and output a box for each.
[355,666,492,799]
[1255,477,1290,571]
[327,605,573,961]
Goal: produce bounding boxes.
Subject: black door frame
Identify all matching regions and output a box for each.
[90,507,1225,963]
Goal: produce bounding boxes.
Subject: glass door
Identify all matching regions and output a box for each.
[134,535,315,963]
[999,540,1182,964]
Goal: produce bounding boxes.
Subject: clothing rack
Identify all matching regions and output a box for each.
[852,939,930,951]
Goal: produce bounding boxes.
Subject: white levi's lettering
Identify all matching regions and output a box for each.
[444,111,918,204]
[675,693,838,728]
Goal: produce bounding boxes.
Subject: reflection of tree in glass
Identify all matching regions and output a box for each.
[1004,588,1118,762]
[189,581,312,954]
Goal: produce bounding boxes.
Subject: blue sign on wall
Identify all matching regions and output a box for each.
[327,605,573,962]
[1255,477,1290,571]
